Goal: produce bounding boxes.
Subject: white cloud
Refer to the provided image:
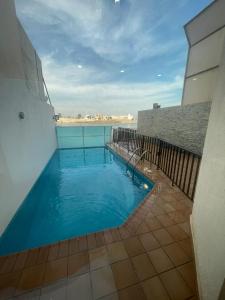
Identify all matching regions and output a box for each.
[15,0,186,115]
[15,0,184,64]
[42,56,183,115]
[41,54,112,85]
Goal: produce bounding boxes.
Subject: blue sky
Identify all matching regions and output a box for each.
[15,0,212,116]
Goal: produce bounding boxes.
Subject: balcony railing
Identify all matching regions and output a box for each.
[112,127,201,201]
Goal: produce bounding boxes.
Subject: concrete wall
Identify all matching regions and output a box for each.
[191,39,225,300]
[182,0,225,105]
[137,102,211,154]
[0,0,57,235]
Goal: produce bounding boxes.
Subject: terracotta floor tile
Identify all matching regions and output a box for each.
[136,222,150,234]
[111,259,138,290]
[14,252,28,271]
[68,252,89,277]
[40,279,67,300]
[119,227,131,239]
[146,211,154,219]
[118,284,147,300]
[152,229,174,246]
[44,257,67,285]
[104,231,114,244]
[131,253,156,281]
[48,244,59,262]
[148,248,173,273]
[89,246,109,270]
[123,237,145,257]
[142,276,170,300]
[139,233,160,251]
[171,201,188,211]
[168,211,188,224]
[162,203,176,213]
[17,289,41,299]
[163,243,190,266]
[95,233,105,247]
[166,225,189,241]
[150,205,165,216]
[25,249,39,268]
[67,273,92,300]
[87,234,97,250]
[160,194,176,203]
[177,239,193,258]
[177,262,197,293]
[78,236,88,251]
[125,224,137,236]
[110,229,121,242]
[0,255,18,274]
[17,264,45,293]
[99,293,119,300]
[177,222,191,236]
[91,266,116,299]
[58,241,69,258]
[69,238,79,255]
[160,269,193,300]
[0,271,21,299]
[145,217,162,231]
[107,242,128,263]
[156,214,175,227]
[37,247,49,265]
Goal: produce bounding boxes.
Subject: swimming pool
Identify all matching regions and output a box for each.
[0,147,153,255]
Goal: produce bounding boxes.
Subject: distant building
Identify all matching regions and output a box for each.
[84,114,95,120]
[111,114,134,121]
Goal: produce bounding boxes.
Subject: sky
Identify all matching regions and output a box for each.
[15,0,212,117]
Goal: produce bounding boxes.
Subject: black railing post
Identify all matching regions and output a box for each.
[157,140,162,169]
[172,147,179,186]
[114,128,201,201]
[141,136,145,159]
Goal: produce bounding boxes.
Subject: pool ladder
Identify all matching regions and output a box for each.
[126,149,152,179]
[125,147,141,169]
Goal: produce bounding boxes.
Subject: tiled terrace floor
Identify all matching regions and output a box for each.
[0,145,198,300]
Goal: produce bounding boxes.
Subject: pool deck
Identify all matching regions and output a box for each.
[0,144,198,300]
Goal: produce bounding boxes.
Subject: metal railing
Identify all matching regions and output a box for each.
[112,127,201,201]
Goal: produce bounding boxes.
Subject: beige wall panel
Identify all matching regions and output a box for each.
[183,68,218,105]
[185,0,225,46]
[186,28,225,77]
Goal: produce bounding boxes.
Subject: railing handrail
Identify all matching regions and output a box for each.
[115,128,201,157]
[113,127,201,200]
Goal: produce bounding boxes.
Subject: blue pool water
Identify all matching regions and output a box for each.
[0,147,153,255]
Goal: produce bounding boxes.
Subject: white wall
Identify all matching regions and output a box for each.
[186,28,225,77]
[182,0,225,106]
[0,0,57,234]
[185,0,225,46]
[191,40,225,300]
